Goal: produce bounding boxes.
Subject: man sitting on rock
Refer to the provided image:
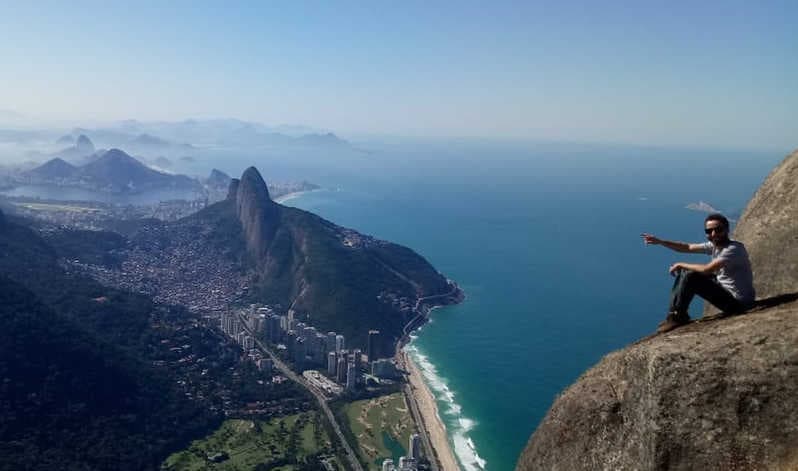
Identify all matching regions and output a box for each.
[642,213,755,333]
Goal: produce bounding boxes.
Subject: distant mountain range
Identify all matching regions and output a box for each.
[49,133,97,162]
[25,148,200,194]
[85,118,351,150]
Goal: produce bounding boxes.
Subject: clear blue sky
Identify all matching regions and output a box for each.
[1,1,796,148]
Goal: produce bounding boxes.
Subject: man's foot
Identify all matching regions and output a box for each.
[657,311,690,333]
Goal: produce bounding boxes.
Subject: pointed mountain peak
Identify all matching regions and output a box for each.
[75,134,95,153]
[208,168,232,189]
[234,167,279,260]
[239,166,271,202]
[27,157,77,178]
[101,148,137,162]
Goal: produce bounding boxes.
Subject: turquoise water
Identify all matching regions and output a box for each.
[250,141,783,470]
[380,431,406,466]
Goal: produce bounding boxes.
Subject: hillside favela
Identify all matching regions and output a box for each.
[1,3,797,471]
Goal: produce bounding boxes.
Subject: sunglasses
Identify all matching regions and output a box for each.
[705,227,726,235]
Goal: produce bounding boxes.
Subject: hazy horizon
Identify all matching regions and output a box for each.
[1,1,797,150]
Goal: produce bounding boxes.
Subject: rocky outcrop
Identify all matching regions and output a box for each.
[234,167,280,260]
[516,301,798,471]
[731,149,798,300]
[517,148,798,471]
[207,168,232,188]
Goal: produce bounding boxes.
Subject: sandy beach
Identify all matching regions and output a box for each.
[273,190,305,204]
[403,350,461,470]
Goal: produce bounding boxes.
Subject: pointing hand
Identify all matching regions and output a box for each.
[641,233,661,245]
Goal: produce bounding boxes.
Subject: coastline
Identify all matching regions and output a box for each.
[403,348,461,471]
[274,188,320,205]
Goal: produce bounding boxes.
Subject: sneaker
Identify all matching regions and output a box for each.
[656,311,690,333]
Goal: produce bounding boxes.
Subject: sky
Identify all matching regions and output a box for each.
[1,0,796,149]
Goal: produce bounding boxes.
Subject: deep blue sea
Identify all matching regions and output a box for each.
[219,140,784,471]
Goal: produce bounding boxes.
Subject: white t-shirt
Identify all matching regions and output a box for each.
[699,240,755,303]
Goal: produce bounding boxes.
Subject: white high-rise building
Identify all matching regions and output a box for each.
[381,459,395,471]
[335,334,345,353]
[398,457,407,470]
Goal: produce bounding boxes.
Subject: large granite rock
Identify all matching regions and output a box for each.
[517,148,798,471]
[232,167,280,261]
[732,149,798,300]
[516,301,798,471]
[201,166,460,350]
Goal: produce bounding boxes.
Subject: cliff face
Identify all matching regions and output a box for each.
[231,167,280,261]
[732,149,798,300]
[517,149,798,471]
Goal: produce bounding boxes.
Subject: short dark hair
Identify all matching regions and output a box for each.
[705,213,729,230]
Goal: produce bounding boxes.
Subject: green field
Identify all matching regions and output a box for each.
[162,412,339,470]
[342,393,416,470]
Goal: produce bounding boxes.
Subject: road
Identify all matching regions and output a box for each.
[238,316,365,471]
[393,281,462,471]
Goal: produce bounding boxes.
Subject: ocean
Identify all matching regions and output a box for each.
[229,140,784,470]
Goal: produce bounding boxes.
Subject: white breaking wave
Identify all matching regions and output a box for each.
[406,344,487,471]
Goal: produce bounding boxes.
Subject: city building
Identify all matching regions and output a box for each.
[346,362,358,391]
[336,356,347,383]
[367,329,380,362]
[327,352,337,376]
[372,359,400,379]
[409,433,421,460]
[302,370,343,396]
[326,332,337,353]
[335,334,345,353]
[352,349,363,369]
[382,459,394,471]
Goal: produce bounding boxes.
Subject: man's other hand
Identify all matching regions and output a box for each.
[641,233,661,245]
[669,263,684,275]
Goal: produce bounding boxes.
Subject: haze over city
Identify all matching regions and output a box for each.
[1,1,796,149]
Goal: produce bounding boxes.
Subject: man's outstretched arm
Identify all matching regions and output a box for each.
[641,233,705,253]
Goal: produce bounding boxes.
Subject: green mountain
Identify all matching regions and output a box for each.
[215,167,462,351]
[0,214,218,470]
[0,276,217,471]
[0,209,308,470]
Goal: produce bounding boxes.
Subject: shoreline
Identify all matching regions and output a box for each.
[403,347,461,471]
[273,188,320,204]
